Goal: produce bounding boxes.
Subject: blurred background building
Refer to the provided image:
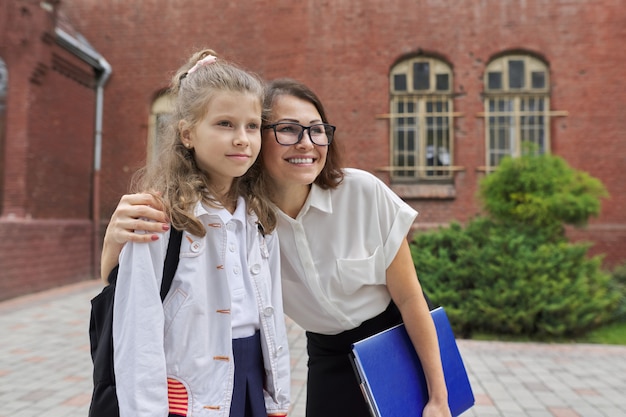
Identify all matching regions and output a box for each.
[1,0,624,300]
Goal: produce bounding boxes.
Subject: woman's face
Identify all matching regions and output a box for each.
[261,95,328,190]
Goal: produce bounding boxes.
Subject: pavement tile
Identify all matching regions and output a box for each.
[548,406,582,417]
[2,280,626,417]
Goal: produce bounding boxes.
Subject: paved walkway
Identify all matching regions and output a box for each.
[0,280,624,417]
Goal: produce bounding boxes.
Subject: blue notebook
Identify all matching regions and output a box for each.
[351,306,474,417]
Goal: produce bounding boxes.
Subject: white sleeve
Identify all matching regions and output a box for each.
[113,236,170,417]
[264,232,291,412]
[371,173,418,270]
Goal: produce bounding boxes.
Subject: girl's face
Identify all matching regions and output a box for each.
[261,95,328,191]
[181,91,262,193]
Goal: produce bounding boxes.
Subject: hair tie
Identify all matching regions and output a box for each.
[186,55,217,77]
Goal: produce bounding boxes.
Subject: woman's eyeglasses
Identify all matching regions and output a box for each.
[263,122,336,146]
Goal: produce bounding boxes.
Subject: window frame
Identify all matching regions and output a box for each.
[388,56,454,183]
[147,93,174,162]
[483,55,550,170]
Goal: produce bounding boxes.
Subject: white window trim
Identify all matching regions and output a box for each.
[483,55,553,170]
[147,94,174,162]
[388,57,456,183]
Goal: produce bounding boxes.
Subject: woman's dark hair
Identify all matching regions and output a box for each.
[262,78,344,189]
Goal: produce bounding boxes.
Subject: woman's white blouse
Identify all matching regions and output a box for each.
[276,168,418,335]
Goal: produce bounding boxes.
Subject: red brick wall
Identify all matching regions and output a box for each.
[0,0,626,297]
[0,219,92,300]
[1,0,623,302]
[27,51,96,219]
[56,0,626,269]
[0,1,99,301]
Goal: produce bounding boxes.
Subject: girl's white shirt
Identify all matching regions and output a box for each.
[211,198,260,338]
[113,197,290,417]
[276,168,418,335]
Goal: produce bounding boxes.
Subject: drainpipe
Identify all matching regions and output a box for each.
[55,27,112,280]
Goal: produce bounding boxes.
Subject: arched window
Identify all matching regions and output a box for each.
[147,93,174,162]
[389,56,454,182]
[483,54,550,169]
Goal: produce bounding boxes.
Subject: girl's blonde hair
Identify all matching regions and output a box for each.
[131,49,276,236]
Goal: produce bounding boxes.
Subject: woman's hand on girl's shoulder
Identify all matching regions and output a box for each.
[105,193,169,245]
[101,192,169,283]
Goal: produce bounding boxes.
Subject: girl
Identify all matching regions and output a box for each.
[112,50,290,417]
[106,78,449,417]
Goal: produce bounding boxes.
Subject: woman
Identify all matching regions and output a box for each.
[102,78,451,417]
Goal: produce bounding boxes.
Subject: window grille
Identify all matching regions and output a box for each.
[388,57,455,182]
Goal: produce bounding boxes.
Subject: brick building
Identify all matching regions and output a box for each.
[0,0,111,300]
[1,0,624,300]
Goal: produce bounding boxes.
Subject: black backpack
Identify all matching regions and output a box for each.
[88,228,183,417]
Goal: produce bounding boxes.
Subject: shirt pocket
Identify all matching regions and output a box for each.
[163,287,189,335]
[336,246,385,295]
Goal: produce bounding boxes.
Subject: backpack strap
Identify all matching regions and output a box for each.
[160,228,183,301]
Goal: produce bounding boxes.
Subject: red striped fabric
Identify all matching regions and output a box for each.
[167,377,188,416]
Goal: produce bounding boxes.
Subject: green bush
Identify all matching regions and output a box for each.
[411,152,618,338]
[412,219,619,338]
[479,152,608,235]
[609,263,626,322]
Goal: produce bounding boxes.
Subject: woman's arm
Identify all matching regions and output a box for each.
[386,239,452,417]
[101,193,169,283]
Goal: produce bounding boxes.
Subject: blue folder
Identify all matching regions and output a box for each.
[351,306,474,417]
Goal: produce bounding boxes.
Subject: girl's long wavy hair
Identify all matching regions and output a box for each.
[131,49,277,236]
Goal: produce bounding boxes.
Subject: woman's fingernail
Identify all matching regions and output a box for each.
[151,234,159,241]
[162,224,170,231]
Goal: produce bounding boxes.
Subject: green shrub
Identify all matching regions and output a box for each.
[609,263,626,322]
[479,152,608,235]
[411,152,617,338]
[412,219,619,338]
